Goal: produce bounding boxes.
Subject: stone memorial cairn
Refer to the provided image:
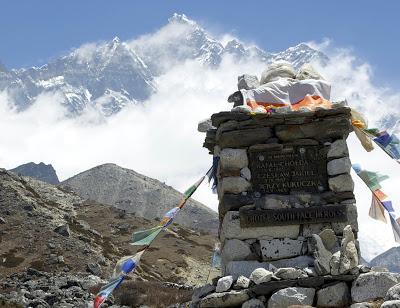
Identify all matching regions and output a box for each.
[194,106,400,307]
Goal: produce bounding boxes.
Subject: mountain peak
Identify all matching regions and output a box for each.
[9,162,60,185]
[111,36,121,44]
[168,13,195,25]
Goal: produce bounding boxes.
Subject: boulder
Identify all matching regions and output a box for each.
[260,238,304,261]
[327,157,352,176]
[350,303,377,308]
[330,251,341,276]
[222,239,252,263]
[54,224,70,237]
[234,276,250,289]
[327,139,349,159]
[274,268,305,280]
[216,276,234,293]
[250,268,273,285]
[381,300,400,308]
[192,284,216,302]
[328,174,354,192]
[339,225,358,274]
[220,148,248,170]
[218,127,272,148]
[220,177,251,194]
[386,283,400,301]
[319,229,337,251]
[267,287,315,308]
[351,272,400,302]
[316,282,350,307]
[86,263,101,276]
[198,118,214,133]
[200,290,249,307]
[311,234,332,275]
[242,298,265,308]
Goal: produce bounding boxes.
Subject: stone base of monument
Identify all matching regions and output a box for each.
[190,227,400,308]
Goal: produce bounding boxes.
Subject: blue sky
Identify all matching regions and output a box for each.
[1,0,399,88]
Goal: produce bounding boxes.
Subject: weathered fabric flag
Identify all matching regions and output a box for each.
[94,250,145,308]
[352,164,389,192]
[369,195,388,223]
[94,276,124,308]
[382,200,400,243]
[373,131,400,161]
[94,167,212,307]
[132,173,209,246]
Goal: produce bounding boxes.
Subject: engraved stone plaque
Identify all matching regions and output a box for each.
[249,145,328,194]
[239,205,347,228]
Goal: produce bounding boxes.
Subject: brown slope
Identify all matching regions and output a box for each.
[0,168,217,286]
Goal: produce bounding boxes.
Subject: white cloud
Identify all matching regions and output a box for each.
[1,35,400,261]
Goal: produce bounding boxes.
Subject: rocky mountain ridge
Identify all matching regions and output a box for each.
[0,14,327,116]
[9,162,60,185]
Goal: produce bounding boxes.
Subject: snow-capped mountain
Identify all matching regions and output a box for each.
[0,13,328,116]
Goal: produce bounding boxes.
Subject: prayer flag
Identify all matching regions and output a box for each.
[369,195,387,223]
[131,226,163,246]
[352,164,389,191]
[94,276,124,308]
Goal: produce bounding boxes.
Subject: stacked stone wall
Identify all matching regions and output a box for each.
[204,106,358,277]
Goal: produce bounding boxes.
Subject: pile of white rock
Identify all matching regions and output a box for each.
[191,262,400,308]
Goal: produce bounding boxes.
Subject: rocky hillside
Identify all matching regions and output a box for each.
[370,247,400,273]
[61,163,219,234]
[9,162,60,185]
[0,168,217,307]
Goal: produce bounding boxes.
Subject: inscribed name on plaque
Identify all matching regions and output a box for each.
[240,205,347,228]
[249,145,328,194]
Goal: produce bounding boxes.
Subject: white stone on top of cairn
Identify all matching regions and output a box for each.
[219,148,248,170]
[238,74,260,90]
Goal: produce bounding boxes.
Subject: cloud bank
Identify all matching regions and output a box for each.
[1,35,400,260]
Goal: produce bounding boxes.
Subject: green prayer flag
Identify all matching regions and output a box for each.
[131,226,163,246]
[358,169,389,191]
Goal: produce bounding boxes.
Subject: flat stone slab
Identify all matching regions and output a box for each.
[351,272,400,302]
[260,238,304,261]
[199,289,250,307]
[221,211,300,242]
